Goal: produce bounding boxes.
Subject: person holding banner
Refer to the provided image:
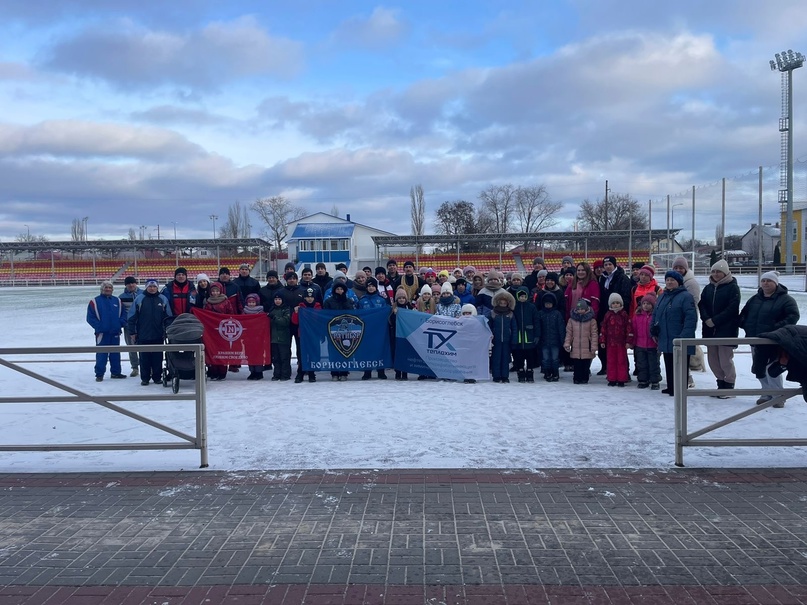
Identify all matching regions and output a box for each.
[322,281,355,380]
[203,282,236,381]
[390,289,413,381]
[292,288,321,383]
[489,290,517,383]
[359,278,390,381]
[435,283,462,318]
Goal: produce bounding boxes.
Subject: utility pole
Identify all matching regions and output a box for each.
[604,180,609,231]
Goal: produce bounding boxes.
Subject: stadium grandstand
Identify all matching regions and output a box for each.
[0,238,272,286]
[372,228,677,274]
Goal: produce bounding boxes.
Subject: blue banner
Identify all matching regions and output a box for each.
[395,309,492,380]
[298,307,392,371]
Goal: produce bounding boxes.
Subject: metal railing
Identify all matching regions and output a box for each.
[673,336,804,466]
[0,344,208,468]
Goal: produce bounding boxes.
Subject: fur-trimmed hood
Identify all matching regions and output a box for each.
[492,289,515,311]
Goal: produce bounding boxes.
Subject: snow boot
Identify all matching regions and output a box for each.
[394,370,402,380]
[401,372,408,380]
[377,370,387,379]
[294,372,304,383]
[517,370,526,383]
[130,367,139,377]
[526,369,534,383]
[362,371,372,380]
[308,372,316,382]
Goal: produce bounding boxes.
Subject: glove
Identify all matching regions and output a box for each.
[704,319,715,328]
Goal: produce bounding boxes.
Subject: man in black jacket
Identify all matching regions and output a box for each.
[232,263,261,301]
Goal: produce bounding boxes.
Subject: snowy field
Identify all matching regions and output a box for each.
[0,275,806,474]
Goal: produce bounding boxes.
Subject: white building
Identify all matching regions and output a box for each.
[741,223,780,263]
[285,213,416,273]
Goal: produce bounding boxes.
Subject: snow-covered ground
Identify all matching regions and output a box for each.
[1,276,806,473]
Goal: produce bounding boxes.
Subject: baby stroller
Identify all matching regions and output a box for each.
[162,313,204,393]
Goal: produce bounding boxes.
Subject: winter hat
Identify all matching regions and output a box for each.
[440,282,453,296]
[100,280,113,291]
[375,266,386,276]
[438,269,450,278]
[631,262,645,270]
[562,255,574,265]
[562,267,576,277]
[639,265,655,277]
[332,282,347,294]
[174,267,187,276]
[240,263,251,270]
[124,276,138,285]
[575,298,590,311]
[424,269,437,278]
[448,275,456,284]
[266,269,279,279]
[304,287,316,298]
[362,266,372,273]
[537,269,548,278]
[335,262,348,271]
[545,271,559,284]
[463,265,477,275]
[486,270,504,284]
[332,271,347,282]
[366,277,378,288]
[515,286,530,299]
[761,270,780,285]
[403,260,415,268]
[461,304,478,316]
[510,272,523,281]
[218,267,230,275]
[420,284,433,296]
[431,284,442,295]
[395,288,409,301]
[608,293,624,307]
[354,270,367,280]
[209,282,223,293]
[592,260,604,269]
[145,279,159,288]
[273,292,284,302]
[710,259,730,276]
[603,255,617,266]
[284,262,296,272]
[386,259,398,268]
[532,257,545,266]
[672,256,689,271]
[196,273,210,284]
[285,271,298,280]
[541,292,556,307]
[455,277,467,287]
[245,293,260,305]
[641,292,657,307]
[664,270,684,285]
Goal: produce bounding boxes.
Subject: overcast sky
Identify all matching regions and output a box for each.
[1,1,806,244]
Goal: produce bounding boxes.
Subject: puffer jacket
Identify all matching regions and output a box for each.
[739,284,800,337]
[564,310,598,359]
[128,290,172,342]
[512,288,539,350]
[698,275,740,339]
[651,285,697,354]
[536,292,566,348]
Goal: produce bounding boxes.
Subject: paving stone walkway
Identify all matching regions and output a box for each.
[1,468,807,604]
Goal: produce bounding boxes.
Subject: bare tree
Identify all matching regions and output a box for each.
[410,184,426,254]
[127,228,138,241]
[70,218,87,242]
[513,185,562,250]
[252,196,307,255]
[329,204,340,217]
[219,201,252,239]
[577,193,647,248]
[478,184,516,234]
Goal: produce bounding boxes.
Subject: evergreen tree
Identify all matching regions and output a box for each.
[709,249,718,266]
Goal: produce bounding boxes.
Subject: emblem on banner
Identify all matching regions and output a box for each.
[328,314,364,358]
[218,318,244,348]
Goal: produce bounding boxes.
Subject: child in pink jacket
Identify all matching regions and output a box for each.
[628,293,661,390]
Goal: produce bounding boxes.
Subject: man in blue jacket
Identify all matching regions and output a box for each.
[86,281,128,382]
[128,279,172,386]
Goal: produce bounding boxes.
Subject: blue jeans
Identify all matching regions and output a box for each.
[542,345,559,374]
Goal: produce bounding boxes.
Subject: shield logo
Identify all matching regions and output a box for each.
[328,314,364,358]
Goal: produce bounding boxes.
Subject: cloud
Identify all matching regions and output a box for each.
[330,7,409,50]
[130,105,231,127]
[41,16,304,91]
[0,120,205,160]
[0,61,36,80]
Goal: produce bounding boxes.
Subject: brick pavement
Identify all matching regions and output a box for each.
[1,468,807,604]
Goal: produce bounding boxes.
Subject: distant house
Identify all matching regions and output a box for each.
[741,223,780,263]
[285,212,415,273]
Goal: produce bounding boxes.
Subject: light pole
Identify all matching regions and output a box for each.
[24,224,29,239]
[139,225,147,240]
[771,49,804,273]
[83,216,89,241]
[171,221,177,240]
[209,214,218,239]
[671,203,683,254]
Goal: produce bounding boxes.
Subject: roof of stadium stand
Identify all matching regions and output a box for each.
[371,229,679,247]
[0,238,271,253]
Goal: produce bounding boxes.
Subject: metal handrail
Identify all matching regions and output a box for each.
[673,337,803,466]
[0,344,208,468]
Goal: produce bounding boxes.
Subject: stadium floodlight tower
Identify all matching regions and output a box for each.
[770,49,805,274]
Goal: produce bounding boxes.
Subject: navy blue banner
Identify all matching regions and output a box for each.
[298,307,392,371]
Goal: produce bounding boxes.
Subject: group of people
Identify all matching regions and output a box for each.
[86,256,801,400]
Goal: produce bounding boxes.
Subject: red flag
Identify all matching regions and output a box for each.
[191,308,271,366]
